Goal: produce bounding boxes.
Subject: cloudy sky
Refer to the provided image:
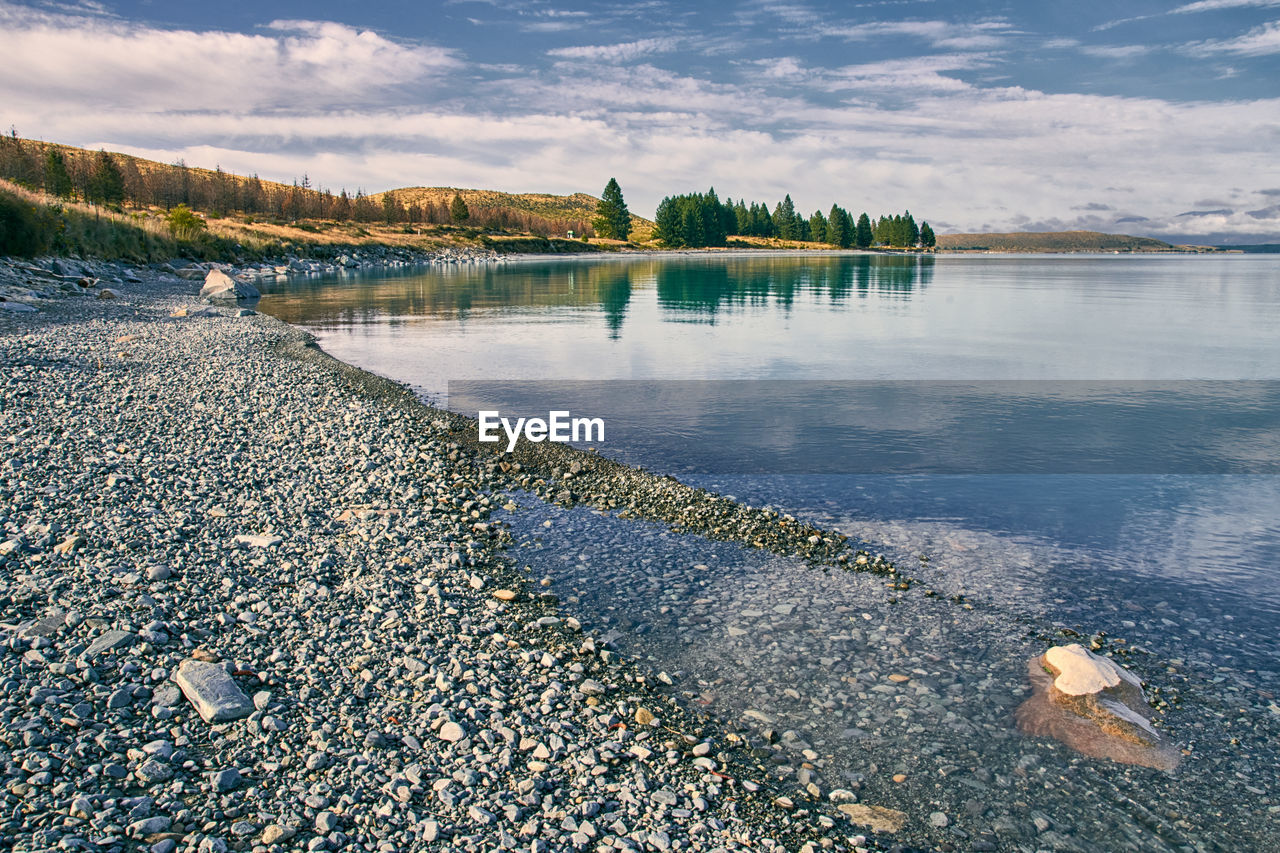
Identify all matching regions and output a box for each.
[3,0,1279,242]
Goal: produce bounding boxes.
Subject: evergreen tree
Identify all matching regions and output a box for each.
[655,196,682,246]
[904,210,920,246]
[383,193,402,224]
[43,149,72,199]
[827,204,854,248]
[87,150,125,206]
[773,195,798,239]
[592,177,631,239]
[855,212,873,248]
[809,210,828,244]
[681,204,704,247]
[920,221,936,249]
[450,193,470,223]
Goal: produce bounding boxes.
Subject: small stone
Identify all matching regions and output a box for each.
[837,803,907,833]
[438,721,466,743]
[147,565,172,581]
[635,707,655,726]
[129,816,172,836]
[892,773,907,783]
[234,534,282,548]
[929,811,949,828]
[492,589,518,601]
[85,629,134,658]
[578,679,606,696]
[210,768,241,792]
[136,759,174,786]
[108,688,134,709]
[53,534,86,555]
[316,811,340,833]
[262,825,297,844]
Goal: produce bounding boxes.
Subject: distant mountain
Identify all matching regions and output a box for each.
[935,230,1183,253]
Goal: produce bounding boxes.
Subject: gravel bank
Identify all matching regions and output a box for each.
[0,260,901,853]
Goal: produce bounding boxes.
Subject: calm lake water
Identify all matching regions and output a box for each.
[260,253,1280,850]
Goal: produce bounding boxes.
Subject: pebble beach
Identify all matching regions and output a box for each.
[4,256,1280,853]
[0,257,895,853]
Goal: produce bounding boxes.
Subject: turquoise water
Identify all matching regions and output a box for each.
[260,252,1280,848]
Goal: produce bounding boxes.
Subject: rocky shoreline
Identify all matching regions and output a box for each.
[0,258,910,853]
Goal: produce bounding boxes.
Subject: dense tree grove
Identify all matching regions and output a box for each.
[655,183,934,250]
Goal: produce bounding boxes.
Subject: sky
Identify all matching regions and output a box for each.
[2,0,1279,243]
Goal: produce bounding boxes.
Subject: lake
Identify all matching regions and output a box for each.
[260,252,1280,850]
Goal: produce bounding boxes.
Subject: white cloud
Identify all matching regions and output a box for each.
[1079,44,1152,59]
[3,4,1278,239]
[1187,20,1280,55]
[548,37,679,62]
[1172,0,1280,13]
[819,20,1016,50]
[0,5,458,112]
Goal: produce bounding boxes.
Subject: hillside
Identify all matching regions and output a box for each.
[375,187,653,240]
[0,135,653,246]
[936,230,1179,252]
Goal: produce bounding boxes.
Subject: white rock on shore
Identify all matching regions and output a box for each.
[199,268,259,301]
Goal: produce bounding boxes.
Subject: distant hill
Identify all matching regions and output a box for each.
[936,230,1179,253]
[374,187,653,239]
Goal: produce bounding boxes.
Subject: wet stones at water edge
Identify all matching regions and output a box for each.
[1015,643,1182,772]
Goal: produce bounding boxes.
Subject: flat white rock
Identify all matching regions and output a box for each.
[175,659,254,723]
[1045,643,1142,696]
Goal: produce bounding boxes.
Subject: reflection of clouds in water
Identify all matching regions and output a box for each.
[1111,476,1280,609]
[840,516,1061,611]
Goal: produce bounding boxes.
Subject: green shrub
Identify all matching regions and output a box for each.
[166,204,206,238]
[0,190,55,255]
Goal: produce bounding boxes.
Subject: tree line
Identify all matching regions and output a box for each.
[0,133,591,237]
[652,187,934,249]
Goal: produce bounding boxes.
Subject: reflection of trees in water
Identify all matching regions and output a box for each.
[260,255,934,335]
[261,262,644,333]
[656,255,934,318]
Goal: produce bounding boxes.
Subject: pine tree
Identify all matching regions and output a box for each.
[808,210,828,244]
[655,196,682,246]
[826,204,848,247]
[681,204,704,247]
[904,211,920,247]
[773,195,797,239]
[43,149,72,199]
[383,193,402,224]
[592,178,631,240]
[920,221,936,249]
[855,212,873,249]
[87,150,125,206]
[702,188,726,246]
[450,194,470,223]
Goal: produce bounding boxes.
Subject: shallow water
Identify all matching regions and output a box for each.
[260,253,1280,848]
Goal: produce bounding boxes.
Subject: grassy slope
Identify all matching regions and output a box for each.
[375,187,654,241]
[936,230,1177,252]
[18,138,656,240]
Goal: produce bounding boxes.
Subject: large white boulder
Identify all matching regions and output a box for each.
[199,269,259,301]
